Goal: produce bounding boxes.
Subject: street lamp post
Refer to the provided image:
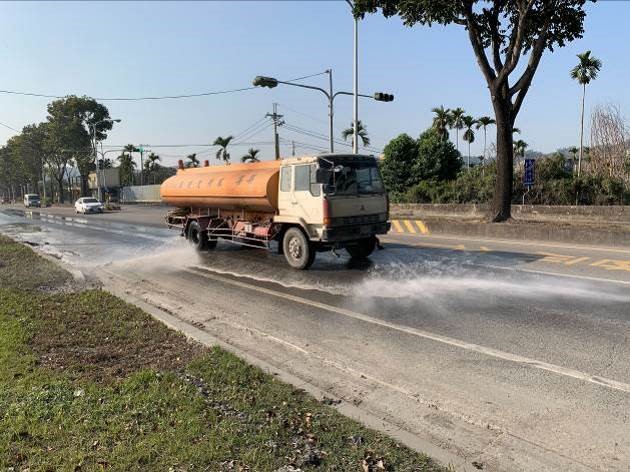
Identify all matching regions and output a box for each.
[345,0,359,154]
[91,118,121,202]
[253,73,392,154]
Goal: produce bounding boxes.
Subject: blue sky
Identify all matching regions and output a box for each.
[0,1,627,166]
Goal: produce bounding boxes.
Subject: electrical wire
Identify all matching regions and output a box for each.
[0,121,19,132]
[0,72,329,102]
[276,103,327,124]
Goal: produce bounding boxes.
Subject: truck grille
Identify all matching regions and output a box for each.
[331,213,384,226]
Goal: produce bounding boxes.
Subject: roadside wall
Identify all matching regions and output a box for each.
[391,203,630,224]
[120,185,161,203]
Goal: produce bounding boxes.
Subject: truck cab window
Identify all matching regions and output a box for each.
[294,165,310,191]
[280,166,291,192]
[310,165,321,196]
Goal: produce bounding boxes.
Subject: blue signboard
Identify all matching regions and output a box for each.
[523,159,535,186]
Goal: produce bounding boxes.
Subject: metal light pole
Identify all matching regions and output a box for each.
[91,118,121,202]
[253,74,393,154]
[346,0,359,154]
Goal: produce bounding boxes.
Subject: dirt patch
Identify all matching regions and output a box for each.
[29,290,207,383]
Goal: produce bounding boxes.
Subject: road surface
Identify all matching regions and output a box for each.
[1,205,628,472]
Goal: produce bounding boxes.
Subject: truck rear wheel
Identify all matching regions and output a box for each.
[283,227,315,269]
[346,236,376,260]
[187,220,216,251]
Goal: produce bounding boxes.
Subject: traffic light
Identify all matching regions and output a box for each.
[374,92,394,102]
[253,76,279,88]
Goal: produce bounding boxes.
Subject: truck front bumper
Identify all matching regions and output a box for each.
[321,221,390,242]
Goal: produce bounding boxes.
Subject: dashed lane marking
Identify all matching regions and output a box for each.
[187,266,630,395]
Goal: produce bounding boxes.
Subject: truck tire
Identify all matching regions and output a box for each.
[346,236,377,260]
[283,227,315,269]
[187,220,209,251]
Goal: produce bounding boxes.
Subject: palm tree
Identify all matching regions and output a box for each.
[145,152,161,171]
[448,107,466,152]
[186,153,200,168]
[341,120,370,148]
[431,106,450,141]
[475,116,495,163]
[512,127,521,135]
[571,50,602,177]
[461,115,476,169]
[241,148,260,163]
[117,152,136,186]
[213,136,233,164]
[513,140,528,164]
[102,158,113,169]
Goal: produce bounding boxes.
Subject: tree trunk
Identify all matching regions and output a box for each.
[55,176,65,203]
[491,100,514,222]
[578,83,586,178]
[80,175,89,197]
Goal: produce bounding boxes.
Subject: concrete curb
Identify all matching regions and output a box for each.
[99,269,467,471]
[390,217,630,248]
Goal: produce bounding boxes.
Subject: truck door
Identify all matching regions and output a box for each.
[277,165,293,216]
[291,164,321,224]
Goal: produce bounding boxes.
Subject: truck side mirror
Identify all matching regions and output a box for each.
[315,168,332,184]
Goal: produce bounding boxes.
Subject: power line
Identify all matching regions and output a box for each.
[0,72,329,102]
[276,103,327,124]
[0,121,19,132]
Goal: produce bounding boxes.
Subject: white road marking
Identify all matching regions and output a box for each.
[187,266,630,395]
[383,232,630,255]
[482,264,630,286]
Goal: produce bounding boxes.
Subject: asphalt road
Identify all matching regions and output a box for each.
[1,205,629,471]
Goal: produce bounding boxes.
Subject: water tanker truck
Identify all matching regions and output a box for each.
[160,154,390,269]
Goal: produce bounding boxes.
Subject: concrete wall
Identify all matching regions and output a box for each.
[391,203,630,224]
[120,185,161,203]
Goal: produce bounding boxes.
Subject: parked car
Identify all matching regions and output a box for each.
[75,197,104,214]
[23,194,41,208]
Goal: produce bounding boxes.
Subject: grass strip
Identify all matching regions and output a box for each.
[0,235,445,471]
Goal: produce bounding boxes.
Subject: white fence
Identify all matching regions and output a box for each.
[120,185,161,203]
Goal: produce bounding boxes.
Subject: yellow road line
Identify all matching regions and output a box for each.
[590,259,630,272]
[565,256,590,266]
[403,220,417,234]
[391,220,404,233]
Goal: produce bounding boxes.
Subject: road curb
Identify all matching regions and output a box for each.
[390,216,630,248]
[99,270,468,471]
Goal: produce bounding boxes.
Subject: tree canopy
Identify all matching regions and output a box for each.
[354,0,591,221]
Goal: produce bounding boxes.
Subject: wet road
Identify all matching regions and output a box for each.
[1,206,629,471]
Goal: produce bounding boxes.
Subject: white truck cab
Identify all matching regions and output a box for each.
[274,154,390,267]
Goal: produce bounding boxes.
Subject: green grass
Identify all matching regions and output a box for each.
[0,237,445,471]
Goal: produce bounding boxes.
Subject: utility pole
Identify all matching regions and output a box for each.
[266,103,284,160]
[291,140,296,156]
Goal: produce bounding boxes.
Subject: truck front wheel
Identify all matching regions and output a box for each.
[283,228,315,269]
[346,236,377,260]
[187,220,216,251]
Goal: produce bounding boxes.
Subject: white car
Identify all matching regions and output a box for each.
[75,197,104,214]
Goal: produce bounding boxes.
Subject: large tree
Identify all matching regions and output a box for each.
[415,128,463,181]
[46,96,113,196]
[354,0,590,221]
[380,133,420,195]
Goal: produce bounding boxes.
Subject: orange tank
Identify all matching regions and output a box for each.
[160,160,281,213]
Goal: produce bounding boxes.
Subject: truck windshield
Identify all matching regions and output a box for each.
[323,163,384,196]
